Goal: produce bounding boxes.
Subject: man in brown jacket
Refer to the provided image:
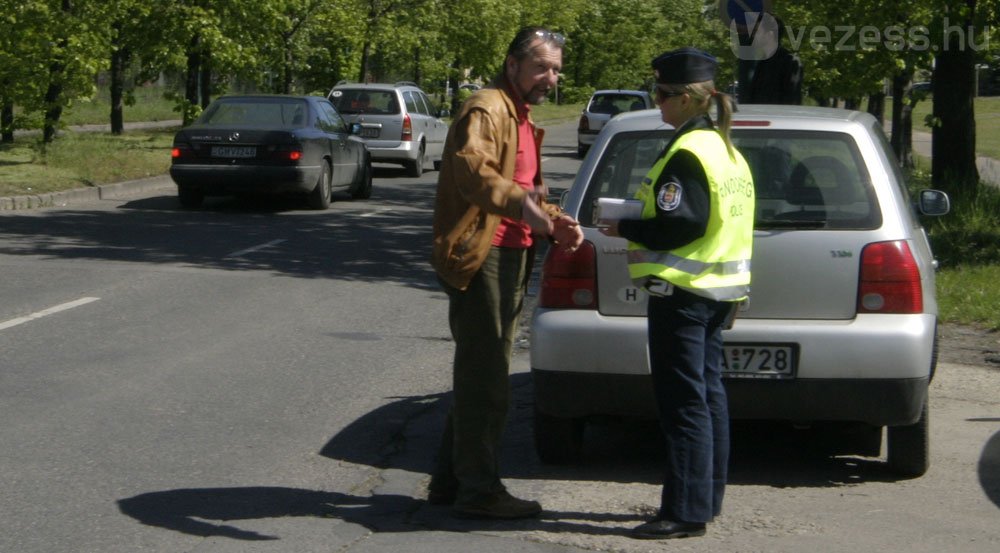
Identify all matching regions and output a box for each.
[428,26,583,519]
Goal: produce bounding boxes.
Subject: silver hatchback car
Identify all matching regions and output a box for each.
[532,105,950,476]
[328,82,448,177]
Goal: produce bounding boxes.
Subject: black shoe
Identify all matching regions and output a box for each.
[451,491,542,520]
[630,518,706,540]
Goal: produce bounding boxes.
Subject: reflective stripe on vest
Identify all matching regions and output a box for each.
[626,129,754,302]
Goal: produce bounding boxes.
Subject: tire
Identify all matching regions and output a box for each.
[433,159,441,172]
[577,143,588,158]
[351,156,373,199]
[178,187,204,208]
[887,396,930,477]
[406,143,425,177]
[307,161,331,210]
[534,408,584,464]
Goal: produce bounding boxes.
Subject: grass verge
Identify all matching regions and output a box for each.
[0,129,175,197]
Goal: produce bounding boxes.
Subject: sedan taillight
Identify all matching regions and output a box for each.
[401,114,413,141]
[858,240,923,314]
[171,145,191,160]
[539,241,598,309]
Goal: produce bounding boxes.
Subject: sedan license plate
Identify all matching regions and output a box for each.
[211,146,256,158]
[722,343,797,379]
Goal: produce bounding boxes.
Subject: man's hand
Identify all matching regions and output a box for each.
[552,215,583,252]
[521,193,555,236]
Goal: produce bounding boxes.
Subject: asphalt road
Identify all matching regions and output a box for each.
[1,121,998,553]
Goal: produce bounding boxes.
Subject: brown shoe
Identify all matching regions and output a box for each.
[451,491,542,520]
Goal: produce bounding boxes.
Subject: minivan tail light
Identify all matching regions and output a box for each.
[858,240,922,314]
[578,114,589,132]
[401,114,413,141]
[539,241,597,309]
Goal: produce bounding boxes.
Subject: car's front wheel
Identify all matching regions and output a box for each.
[887,396,930,477]
[534,408,584,464]
[308,161,331,210]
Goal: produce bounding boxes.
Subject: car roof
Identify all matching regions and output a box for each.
[592,89,648,95]
[606,104,878,132]
[333,82,423,92]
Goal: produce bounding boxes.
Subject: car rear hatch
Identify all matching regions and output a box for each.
[328,88,404,147]
[572,126,886,321]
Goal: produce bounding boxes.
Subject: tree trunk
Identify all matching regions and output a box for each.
[932,0,979,194]
[867,92,886,126]
[358,41,371,83]
[43,0,73,143]
[1,99,13,143]
[282,39,293,94]
[199,51,211,109]
[110,39,129,135]
[890,71,912,164]
[184,35,201,125]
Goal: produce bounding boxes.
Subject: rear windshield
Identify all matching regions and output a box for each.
[587,94,648,115]
[329,89,401,115]
[198,98,308,128]
[580,129,881,230]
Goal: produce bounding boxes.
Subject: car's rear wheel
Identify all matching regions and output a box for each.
[534,408,584,464]
[178,186,204,208]
[577,143,588,158]
[308,161,331,210]
[407,143,425,177]
[351,156,373,199]
[886,396,930,477]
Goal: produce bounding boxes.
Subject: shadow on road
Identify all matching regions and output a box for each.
[0,181,441,290]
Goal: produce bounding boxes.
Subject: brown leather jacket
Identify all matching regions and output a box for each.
[431,84,560,290]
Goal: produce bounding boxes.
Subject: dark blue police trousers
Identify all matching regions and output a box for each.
[647,287,732,523]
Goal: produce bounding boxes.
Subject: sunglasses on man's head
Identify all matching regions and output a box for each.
[521,29,566,47]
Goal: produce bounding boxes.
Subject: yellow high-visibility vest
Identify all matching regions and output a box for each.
[627,129,755,301]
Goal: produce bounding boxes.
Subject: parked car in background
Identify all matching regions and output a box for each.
[576,89,654,158]
[328,82,448,177]
[169,95,372,209]
[532,105,951,477]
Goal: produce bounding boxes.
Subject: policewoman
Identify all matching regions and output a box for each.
[600,47,755,539]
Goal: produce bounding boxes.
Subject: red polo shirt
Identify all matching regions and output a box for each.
[492,94,537,248]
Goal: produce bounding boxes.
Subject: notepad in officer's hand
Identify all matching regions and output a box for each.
[594,197,642,226]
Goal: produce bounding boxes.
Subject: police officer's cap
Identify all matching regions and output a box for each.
[652,48,718,85]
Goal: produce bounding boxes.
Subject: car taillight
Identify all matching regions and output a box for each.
[539,240,597,309]
[858,240,923,314]
[171,145,190,160]
[288,150,302,161]
[401,114,413,141]
[578,114,589,132]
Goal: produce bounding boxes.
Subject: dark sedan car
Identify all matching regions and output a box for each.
[170,95,372,209]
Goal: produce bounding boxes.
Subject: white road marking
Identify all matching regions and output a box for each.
[360,209,390,218]
[226,239,286,258]
[0,297,101,331]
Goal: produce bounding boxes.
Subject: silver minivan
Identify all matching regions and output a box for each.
[531,105,950,476]
[328,82,448,177]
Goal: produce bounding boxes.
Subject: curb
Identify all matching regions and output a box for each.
[0,175,175,211]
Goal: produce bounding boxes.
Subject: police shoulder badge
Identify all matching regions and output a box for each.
[656,181,683,211]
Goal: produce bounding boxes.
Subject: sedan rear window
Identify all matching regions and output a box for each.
[580,129,881,230]
[198,98,308,128]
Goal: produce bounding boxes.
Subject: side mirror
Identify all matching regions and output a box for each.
[350,122,363,135]
[918,189,950,216]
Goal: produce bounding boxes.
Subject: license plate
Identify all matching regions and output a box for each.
[359,127,380,138]
[211,146,256,158]
[722,343,797,379]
